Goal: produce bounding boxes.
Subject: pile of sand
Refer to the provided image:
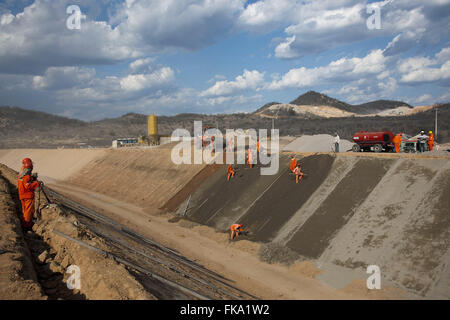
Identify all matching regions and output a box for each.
[282,134,353,152]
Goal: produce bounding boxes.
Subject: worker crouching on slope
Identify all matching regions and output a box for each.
[18,158,41,231]
[230,223,244,240]
[227,164,235,181]
[293,163,304,184]
[393,133,402,153]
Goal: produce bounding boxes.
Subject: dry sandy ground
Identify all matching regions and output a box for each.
[2,147,447,299]
[283,134,353,152]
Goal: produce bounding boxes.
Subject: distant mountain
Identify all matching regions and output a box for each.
[0,100,448,148]
[290,91,351,110]
[256,91,414,117]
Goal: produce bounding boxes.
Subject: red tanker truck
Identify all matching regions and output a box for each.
[352,131,395,152]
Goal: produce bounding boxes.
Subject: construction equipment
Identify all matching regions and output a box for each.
[352,131,395,153]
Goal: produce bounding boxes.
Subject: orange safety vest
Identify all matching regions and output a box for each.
[230,224,242,232]
[18,174,39,200]
[290,158,297,171]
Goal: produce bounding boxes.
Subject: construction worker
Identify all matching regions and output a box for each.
[227,164,235,181]
[289,154,297,172]
[293,163,304,184]
[230,223,244,240]
[392,133,402,153]
[334,133,340,153]
[256,139,260,153]
[417,130,428,153]
[428,131,434,151]
[18,158,40,231]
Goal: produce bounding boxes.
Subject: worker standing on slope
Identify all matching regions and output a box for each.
[417,131,428,153]
[293,163,304,184]
[393,133,402,153]
[289,154,297,172]
[18,158,41,231]
[334,133,340,153]
[227,164,235,181]
[428,131,434,151]
[230,223,244,240]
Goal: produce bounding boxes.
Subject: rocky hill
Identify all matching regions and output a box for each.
[256,91,414,117]
[0,97,448,148]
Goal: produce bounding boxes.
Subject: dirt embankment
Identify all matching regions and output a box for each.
[0,164,154,300]
[0,175,44,299]
[67,146,206,211]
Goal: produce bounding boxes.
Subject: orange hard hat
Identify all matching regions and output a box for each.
[22,158,33,169]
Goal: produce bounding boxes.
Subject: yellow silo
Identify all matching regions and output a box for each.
[148,115,158,136]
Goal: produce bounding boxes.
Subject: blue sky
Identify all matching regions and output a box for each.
[0,0,449,120]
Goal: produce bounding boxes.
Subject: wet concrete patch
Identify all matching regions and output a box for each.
[239,154,335,242]
[287,157,393,258]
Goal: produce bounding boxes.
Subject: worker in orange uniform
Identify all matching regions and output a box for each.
[247,148,254,168]
[428,131,434,151]
[227,164,235,181]
[289,154,297,172]
[256,139,260,153]
[293,163,304,184]
[230,223,244,240]
[392,133,402,153]
[18,158,40,231]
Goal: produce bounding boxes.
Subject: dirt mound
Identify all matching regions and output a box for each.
[283,134,353,152]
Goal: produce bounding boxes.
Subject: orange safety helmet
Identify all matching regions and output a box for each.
[22,158,33,169]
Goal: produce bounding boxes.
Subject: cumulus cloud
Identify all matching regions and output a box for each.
[200,69,265,97]
[114,0,245,51]
[268,49,387,90]
[32,67,95,90]
[239,0,450,59]
[0,0,246,74]
[120,67,174,91]
[398,47,450,85]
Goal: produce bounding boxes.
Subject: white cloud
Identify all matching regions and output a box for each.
[120,67,174,91]
[118,0,245,51]
[201,69,265,97]
[32,67,95,90]
[268,49,387,90]
[0,0,246,74]
[398,48,450,85]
